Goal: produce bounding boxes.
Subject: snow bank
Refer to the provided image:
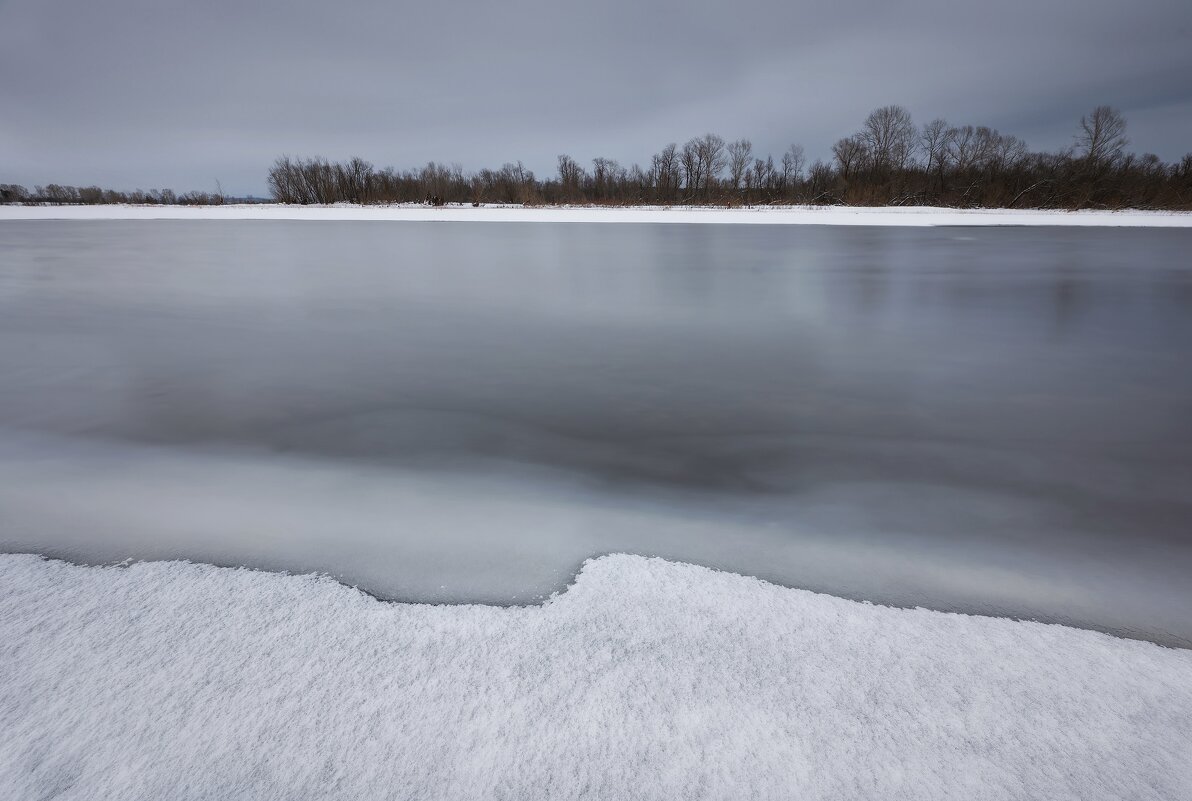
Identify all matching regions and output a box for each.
[3,203,1191,226]
[1,554,1189,800]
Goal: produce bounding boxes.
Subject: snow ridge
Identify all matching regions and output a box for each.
[1,552,1189,800]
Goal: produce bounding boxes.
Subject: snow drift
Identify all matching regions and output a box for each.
[2,553,1189,800]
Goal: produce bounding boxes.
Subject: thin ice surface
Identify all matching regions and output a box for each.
[1,553,1189,800]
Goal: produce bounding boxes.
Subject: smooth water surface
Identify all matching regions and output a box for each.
[2,221,1190,644]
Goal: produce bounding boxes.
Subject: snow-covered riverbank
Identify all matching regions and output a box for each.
[2,553,1189,800]
[3,203,1192,226]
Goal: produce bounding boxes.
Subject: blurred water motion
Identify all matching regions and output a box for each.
[2,221,1190,645]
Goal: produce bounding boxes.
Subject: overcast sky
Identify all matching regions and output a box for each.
[2,0,1190,195]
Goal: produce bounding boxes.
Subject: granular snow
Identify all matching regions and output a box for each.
[1,552,1189,800]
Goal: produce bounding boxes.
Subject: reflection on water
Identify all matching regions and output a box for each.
[1,221,1190,646]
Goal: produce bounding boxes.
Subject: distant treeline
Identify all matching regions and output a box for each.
[268,105,1192,210]
[6,106,1190,210]
[0,184,228,206]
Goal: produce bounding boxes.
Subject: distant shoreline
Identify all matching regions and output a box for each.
[3,202,1192,227]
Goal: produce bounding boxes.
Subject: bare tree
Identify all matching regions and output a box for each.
[946,125,979,172]
[419,161,453,204]
[751,156,778,200]
[727,138,753,192]
[78,186,104,204]
[781,144,805,188]
[592,157,624,200]
[920,119,952,179]
[862,105,917,172]
[497,161,537,204]
[650,143,681,201]
[695,133,726,197]
[983,130,1026,172]
[1076,106,1128,165]
[627,163,649,202]
[557,154,584,201]
[680,138,703,197]
[832,135,867,179]
[341,157,373,203]
[0,184,30,203]
[41,184,80,204]
[267,155,299,203]
[469,173,488,205]
[806,160,835,199]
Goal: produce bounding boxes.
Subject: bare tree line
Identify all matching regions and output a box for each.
[0,184,228,206]
[266,106,1190,210]
[6,105,1190,209]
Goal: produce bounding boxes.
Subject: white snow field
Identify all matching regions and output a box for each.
[3,203,1192,226]
[2,554,1189,801]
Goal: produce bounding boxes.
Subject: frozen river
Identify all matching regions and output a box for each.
[2,220,1190,645]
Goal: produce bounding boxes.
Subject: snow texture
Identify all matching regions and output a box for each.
[3,203,1192,226]
[1,553,1189,800]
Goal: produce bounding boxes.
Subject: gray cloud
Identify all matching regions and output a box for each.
[2,0,1190,195]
